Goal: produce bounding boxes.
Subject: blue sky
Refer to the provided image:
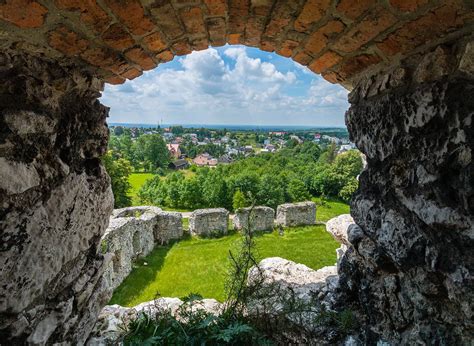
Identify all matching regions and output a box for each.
[101,45,349,126]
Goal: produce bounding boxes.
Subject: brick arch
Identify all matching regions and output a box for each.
[1,0,473,87]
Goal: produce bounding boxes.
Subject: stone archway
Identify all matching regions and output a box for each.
[0,0,473,344]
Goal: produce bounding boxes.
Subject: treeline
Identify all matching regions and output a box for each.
[109,133,170,172]
[138,142,362,211]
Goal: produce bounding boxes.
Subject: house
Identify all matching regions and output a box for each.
[338,144,353,154]
[263,139,271,145]
[163,132,174,141]
[269,131,286,136]
[265,144,276,152]
[169,159,189,170]
[167,143,181,159]
[290,135,303,144]
[218,154,233,164]
[193,153,218,167]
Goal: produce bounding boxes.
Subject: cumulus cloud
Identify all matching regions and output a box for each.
[101,46,349,126]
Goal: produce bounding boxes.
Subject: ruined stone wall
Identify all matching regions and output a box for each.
[233,206,275,232]
[102,206,183,291]
[275,202,316,227]
[0,51,113,344]
[339,40,474,343]
[189,208,229,236]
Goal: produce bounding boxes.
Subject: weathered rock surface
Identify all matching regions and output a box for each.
[233,206,275,232]
[88,298,223,345]
[102,206,182,291]
[326,214,354,247]
[342,42,474,344]
[189,208,229,236]
[247,257,341,342]
[0,51,113,344]
[326,214,356,267]
[275,202,316,227]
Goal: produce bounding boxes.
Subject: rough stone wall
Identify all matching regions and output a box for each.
[0,51,113,344]
[340,40,474,343]
[233,206,275,232]
[275,202,316,227]
[189,208,229,236]
[102,206,182,291]
[155,211,183,245]
[0,1,472,86]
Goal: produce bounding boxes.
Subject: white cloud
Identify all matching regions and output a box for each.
[101,46,349,126]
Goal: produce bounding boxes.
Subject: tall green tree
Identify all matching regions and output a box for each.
[287,178,311,202]
[102,150,132,208]
[136,134,170,171]
[232,189,247,211]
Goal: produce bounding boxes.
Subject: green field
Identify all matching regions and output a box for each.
[128,173,154,206]
[110,225,339,306]
[313,197,350,222]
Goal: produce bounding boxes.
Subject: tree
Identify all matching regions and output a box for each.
[339,177,359,202]
[180,178,203,210]
[333,150,363,178]
[114,126,124,136]
[287,178,311,202]
[102,150,132,208]
[136,134,170,171]
[232,190,247,211]
[257,175,285,209]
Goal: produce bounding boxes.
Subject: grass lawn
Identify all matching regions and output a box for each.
[110,224,339,306]
[313,197,350,222]
[128,173,154,206]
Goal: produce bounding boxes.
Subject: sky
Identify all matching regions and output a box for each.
[101,45,349,127]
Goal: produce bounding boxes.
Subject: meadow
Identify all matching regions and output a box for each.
[109,199,348,306]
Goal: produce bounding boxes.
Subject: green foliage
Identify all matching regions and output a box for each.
[287,178,311,202]
[136,134,170,171]
[102,150,132,208]
[338,177,359,202]
[232,190,247,211]
[123,299,270,345]
[133,143,362,212]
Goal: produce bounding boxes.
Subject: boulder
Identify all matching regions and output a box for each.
[233,206,275,232]
[325,214,354,247]
[275,202,316,227]
[189,208,229,236]
[247,257,339,340]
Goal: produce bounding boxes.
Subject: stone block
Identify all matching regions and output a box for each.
[275,202,316,227]
[155,211,183,244]
[233,206,275,232]
[189,208,229,236]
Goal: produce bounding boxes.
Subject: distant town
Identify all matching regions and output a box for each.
[109,124,355,170]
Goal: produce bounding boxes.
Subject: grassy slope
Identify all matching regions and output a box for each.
[128,173,154,206]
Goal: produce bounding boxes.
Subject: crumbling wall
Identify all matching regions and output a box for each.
[233,206,275,232]
[102,206,183,291]
[189,208,229,236]
[275,202,316,227]
[0,51,113,344]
